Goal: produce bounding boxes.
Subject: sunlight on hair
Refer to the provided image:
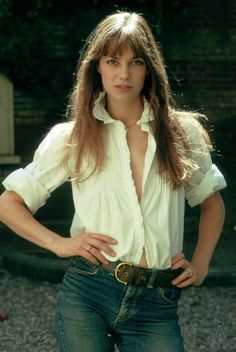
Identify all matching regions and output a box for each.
[123,21,136,34]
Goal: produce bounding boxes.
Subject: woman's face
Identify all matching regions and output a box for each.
[98,41,148,105]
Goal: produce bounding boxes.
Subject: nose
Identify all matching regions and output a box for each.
[119,63,130,81]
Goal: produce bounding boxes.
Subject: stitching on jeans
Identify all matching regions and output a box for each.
[116,341,123,352]
[158,287,178,305]
[111,286,142,327]
[67,257,101,276]
[56,309,69,352]
[67,266,100,276]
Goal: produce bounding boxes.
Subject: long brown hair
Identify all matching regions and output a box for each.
[66,11,212,188]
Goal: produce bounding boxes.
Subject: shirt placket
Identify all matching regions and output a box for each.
[119,123,152,264]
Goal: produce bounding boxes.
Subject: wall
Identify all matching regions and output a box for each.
[161,0,236,224]
[162,0,236,121]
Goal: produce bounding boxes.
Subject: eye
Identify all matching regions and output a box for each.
[106,59,117,65]
[131,59,144,65]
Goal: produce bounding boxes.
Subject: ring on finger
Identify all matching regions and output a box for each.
[186,268,193,278]
[85,245,93,253]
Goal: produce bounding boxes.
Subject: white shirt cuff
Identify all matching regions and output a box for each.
[185,164,227,207]
[2,168,50,214]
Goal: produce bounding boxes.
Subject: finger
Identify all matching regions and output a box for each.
[83,244,92,252]
[89,247,110,265]
[171,252,185,265]
[81,249,100,266]
[90,233,117,244]
[175,277,193,288]
[171,256,187,270]
[87,238,116,257]
[172,268,193,286]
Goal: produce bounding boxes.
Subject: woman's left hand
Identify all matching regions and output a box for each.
[170,253,207,287]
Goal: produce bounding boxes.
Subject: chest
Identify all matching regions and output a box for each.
[126,126,148,201]
[126,126,148,160]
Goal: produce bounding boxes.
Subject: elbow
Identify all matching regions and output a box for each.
[0,191,8,219]
[0,194,8,224]
[0,191,25,221]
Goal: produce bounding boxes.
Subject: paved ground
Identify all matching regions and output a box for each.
[1,268,236,352]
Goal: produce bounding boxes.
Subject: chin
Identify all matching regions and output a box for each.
[108,91,141,103]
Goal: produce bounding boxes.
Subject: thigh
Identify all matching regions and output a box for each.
[117,323,184,352]
[55,259,115,352]
[115,285,184,352]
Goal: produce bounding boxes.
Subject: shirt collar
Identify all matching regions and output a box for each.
[93,91,155,126]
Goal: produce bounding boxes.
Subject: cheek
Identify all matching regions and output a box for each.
[137,71,148,85]
[97,61,106,77]
[133,66,147,78]
[99,67,112,82]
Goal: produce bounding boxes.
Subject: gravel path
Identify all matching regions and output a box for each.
[0,268,236,352]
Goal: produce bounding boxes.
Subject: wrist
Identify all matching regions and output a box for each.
[47,232,65,256]
[191,256,209,277]
[192,263,208,286]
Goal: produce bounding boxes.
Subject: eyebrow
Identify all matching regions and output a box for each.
[105,55,143,59]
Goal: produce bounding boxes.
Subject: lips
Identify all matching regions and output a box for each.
[114,85,132,91]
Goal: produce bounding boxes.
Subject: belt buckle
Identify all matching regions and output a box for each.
[114,262,133,285]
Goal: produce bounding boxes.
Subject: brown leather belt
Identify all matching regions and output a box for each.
[103,260,184,288]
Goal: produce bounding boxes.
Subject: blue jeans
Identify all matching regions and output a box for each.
[55,256,184,352]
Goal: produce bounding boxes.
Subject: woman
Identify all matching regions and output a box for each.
[0,11,226,352]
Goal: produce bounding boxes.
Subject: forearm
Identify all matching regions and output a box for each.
[191,192,225,276]
[0,191,60,252]
[172,192,225,288]
[0,191,117,262]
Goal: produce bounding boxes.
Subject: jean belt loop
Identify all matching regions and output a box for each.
[147,268,158,288]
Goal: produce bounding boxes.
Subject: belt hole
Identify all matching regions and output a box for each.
[124,272,129,277]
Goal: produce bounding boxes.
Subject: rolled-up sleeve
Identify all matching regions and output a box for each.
[2,123,74,214]
[185,164,226,207]
[182,119,227,207]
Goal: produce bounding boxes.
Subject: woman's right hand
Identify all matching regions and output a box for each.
[52,232,117,265]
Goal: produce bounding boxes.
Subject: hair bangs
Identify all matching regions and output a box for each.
[100,30,146,59]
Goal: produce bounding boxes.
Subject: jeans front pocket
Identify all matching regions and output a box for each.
[59,257,101,297]
[157,286,182,305]
[68,256,100,276]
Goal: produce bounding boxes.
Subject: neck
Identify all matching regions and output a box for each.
[106,96,144,127]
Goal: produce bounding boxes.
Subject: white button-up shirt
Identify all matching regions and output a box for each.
[3,93,226,269]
